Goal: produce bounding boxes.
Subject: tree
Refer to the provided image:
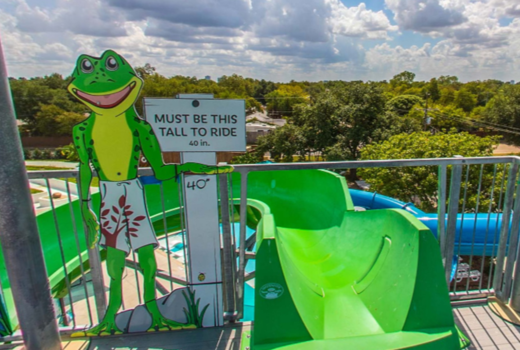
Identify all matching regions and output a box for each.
[359,130,501,211]
[255,124,307,162]
[439,88,456,105]
[426,78,441,102]
[390,71,416,87]
[34,104,85,136]
[483,84,520,144]
[454,89,477,112]
[323,83,391,162]
[265,85,308,117]
[387,95,423,116]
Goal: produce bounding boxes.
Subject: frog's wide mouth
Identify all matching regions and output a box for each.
[72,81,136,109]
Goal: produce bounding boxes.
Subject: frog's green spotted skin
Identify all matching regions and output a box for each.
[67,50,231,336]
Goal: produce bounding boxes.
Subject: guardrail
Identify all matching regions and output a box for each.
[6,155,520,336]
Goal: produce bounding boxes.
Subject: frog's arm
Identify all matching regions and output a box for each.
[135,119,177,181]
[72,123,92,199]
[73,121,99,248]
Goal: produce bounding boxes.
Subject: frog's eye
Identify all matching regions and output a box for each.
[80,59,94,74]
[106,56,119,71]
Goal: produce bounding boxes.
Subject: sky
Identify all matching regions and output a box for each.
[1,0,520,82]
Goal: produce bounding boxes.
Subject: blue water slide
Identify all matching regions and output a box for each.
[349,189,506,257]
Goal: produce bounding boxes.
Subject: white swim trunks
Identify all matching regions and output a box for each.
[98,178,158,254]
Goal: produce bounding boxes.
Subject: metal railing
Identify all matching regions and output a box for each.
[5,155,520,337]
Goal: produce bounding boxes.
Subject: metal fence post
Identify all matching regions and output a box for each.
[0,38,61,349]
[494,163,519,300]
[236,171,248,320]
[502,166,520,303]
[438,164,447,259]
[219,174,237,321]
[444,161,463,283]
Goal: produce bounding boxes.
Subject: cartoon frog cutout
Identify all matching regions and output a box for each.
[67,50,232,336]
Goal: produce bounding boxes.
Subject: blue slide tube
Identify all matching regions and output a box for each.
[349,189,506,256]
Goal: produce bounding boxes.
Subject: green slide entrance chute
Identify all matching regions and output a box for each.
[242,169,464,350]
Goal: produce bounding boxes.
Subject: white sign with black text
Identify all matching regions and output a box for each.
[143,98,246,152]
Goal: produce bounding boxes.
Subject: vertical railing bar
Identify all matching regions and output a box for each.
[44,179,76,328]
[236,171,248,320]
[131,251,142,305]
[444,161,463,282]
[219,173,236,321]
[159,183,174,291]
[493,163,519,301]
[487,164,508,291]
[463,164,482,293]
[76,174,107,322]
[177,179,189,280]
[65,179,93,326]
[452,165,470,293]
[502,166,520,300]
[229,174,237,249]
[438,164,448,257]
[479,164,497,292]
[121,281,125,311]
[228,174,238,299]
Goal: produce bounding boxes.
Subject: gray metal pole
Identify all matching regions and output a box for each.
[444,161,463,283]
[219,173,237,321]
[437,164,447,257]
[0,38,62,349]
[494,163,519,300]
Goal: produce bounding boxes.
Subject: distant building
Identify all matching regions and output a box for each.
[246,112,287,127]
[246,122,276,144]
[245,112,287,144]
[205,76,211,80]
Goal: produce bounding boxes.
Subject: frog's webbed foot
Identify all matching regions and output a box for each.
[148,313,196,332]
[71,317,122,337]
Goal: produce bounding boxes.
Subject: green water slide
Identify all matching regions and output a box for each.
[241,169,464,349]
[0,168,464,350]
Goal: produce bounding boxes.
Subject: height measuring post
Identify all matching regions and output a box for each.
[144,95,246,327]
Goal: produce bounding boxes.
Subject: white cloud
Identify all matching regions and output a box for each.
[15,0,127,37]
[385,0,467,32]
[3,0,520,82]
[328,2,398,39]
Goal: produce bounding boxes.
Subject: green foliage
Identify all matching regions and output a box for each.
[483,84,520,144]
[9,74,85,135]
[34,104,86,136]
[182,288,209,328]
[387,95,423,116]
[8,66,516,147]
[230,152,263,164]
[265,85,308,117]
[60,143,80,161]
[454,89,477,112]
[426,78,441,102]
[359,130,501,211]
[256,124,307,162]
[390,71,416,87]
[32,149,43,160]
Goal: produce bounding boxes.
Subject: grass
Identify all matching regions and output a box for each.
[61,177,100,187]
[182,288,209,328]
[26,166,70,171]
[25,165,100,187]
